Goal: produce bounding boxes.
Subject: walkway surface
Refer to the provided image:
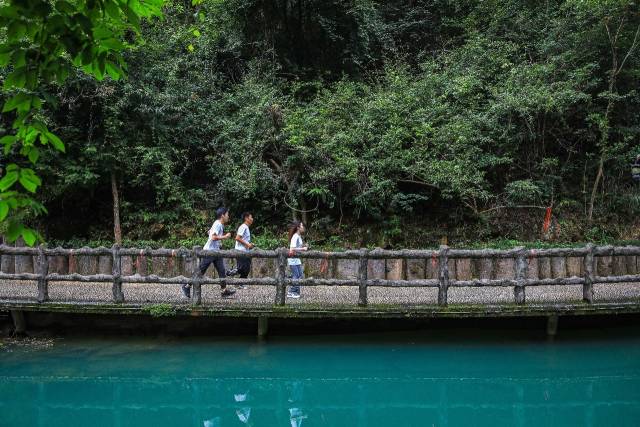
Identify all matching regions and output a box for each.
[1,280,639,307]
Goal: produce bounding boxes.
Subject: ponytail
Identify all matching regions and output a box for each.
[288,220,302,243]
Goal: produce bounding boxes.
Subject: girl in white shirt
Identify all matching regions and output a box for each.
[287,221,308,298]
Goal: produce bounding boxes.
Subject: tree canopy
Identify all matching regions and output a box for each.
[2,0,640,247]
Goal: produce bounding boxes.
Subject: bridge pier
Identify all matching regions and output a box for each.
[10,310,26,335]
[258,316,268,338]
[546,315,559,337]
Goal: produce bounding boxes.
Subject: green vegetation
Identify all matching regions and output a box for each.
[143,303,176,317]
[0,0,163,244]
[2,0,639,249]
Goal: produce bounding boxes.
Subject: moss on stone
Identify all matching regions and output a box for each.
[142,303,177,317]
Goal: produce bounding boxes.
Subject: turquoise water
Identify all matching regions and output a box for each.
[1,330,639,427]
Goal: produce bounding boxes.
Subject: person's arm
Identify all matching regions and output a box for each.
[209,224,230,241]
[235,234,254,249]
[289,235,308,251]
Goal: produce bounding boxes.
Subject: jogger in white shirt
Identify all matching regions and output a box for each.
[287,221,308,298]
[235,212,255,287]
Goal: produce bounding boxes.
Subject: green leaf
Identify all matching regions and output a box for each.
[27,146,40,164]
[21,228,37,246]
[2,93,31,113]
[123,5,141,31]
[0,170,19,191]
[7,21,26,42]
[192,29,201,37]
[0,51,11,67]
[12,49,26,67]
[4,67,27,89]
[45,132,65,152]
[187,44,195,52]
[0,135,16,148]
[93,26,113,40]
[55,1,76,14]
[0,200,9,221]
[104,1,121,19]
[18,168,41,193]
[6,222,23,242]
[0,6,19,19]
[105,61,122,80]
[101,38,124,50]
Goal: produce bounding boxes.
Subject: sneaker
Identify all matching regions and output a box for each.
[226,268,238,277]
[181,284,191,299]
[286,292,300,299]
[221,288,236,298]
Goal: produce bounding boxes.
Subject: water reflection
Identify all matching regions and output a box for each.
[0,335,639,427]
[0,374,638,427]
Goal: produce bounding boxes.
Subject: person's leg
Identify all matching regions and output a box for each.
[238,257,251,279]
[199,256,214,276]
[212,256,227,279]
[213,256,236,297]
[183,256,213,298]
[289,264,302,296]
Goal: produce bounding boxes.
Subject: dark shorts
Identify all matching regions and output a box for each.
[237,256,252,279]
[199,256,226,278]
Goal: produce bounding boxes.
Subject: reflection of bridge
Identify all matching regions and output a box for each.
[1,374,639,426]
[1,244,640,336]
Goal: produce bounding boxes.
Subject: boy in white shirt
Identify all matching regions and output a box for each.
[235,212,255,286]
[182,207,236,299]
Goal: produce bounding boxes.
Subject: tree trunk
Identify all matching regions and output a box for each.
[111,171,122,245]
[587,156,604,221]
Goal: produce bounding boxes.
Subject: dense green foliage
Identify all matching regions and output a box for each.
[5,0,640,248]
[0,0,163,244]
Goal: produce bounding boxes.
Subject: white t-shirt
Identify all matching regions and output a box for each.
[288,232,303,266]
[235,223,251,251]
[203,220,224,251]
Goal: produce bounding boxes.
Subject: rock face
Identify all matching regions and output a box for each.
[367,259,385,280]
[251,257,276,278]
[406,258,426,280]
[14,239,33,274]
[473,258,493,280]
[77,253,98,275]
[494,258,515,280]
[151,256,166,277]
[612,256,627,276]
[134,254,148,276]
[526,257,539,280]
[98,256,112,275]
[455,258,472,281]
[1,253,15,274]
[385,259,404,280]
[550,257,567,278]
[120,256,134,276]
[566,257,583,277]
[336,259,359,279]
[425,257,439,279]
[183,255,197,277]
[538,257,551,279]
[596,255,612,276]
[625,255,637,275]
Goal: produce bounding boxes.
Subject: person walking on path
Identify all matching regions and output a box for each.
[182,207,237,299]
[235,212,255,288]
[287,221,308,298]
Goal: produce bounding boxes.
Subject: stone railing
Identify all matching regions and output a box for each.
[1,244,639,306]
